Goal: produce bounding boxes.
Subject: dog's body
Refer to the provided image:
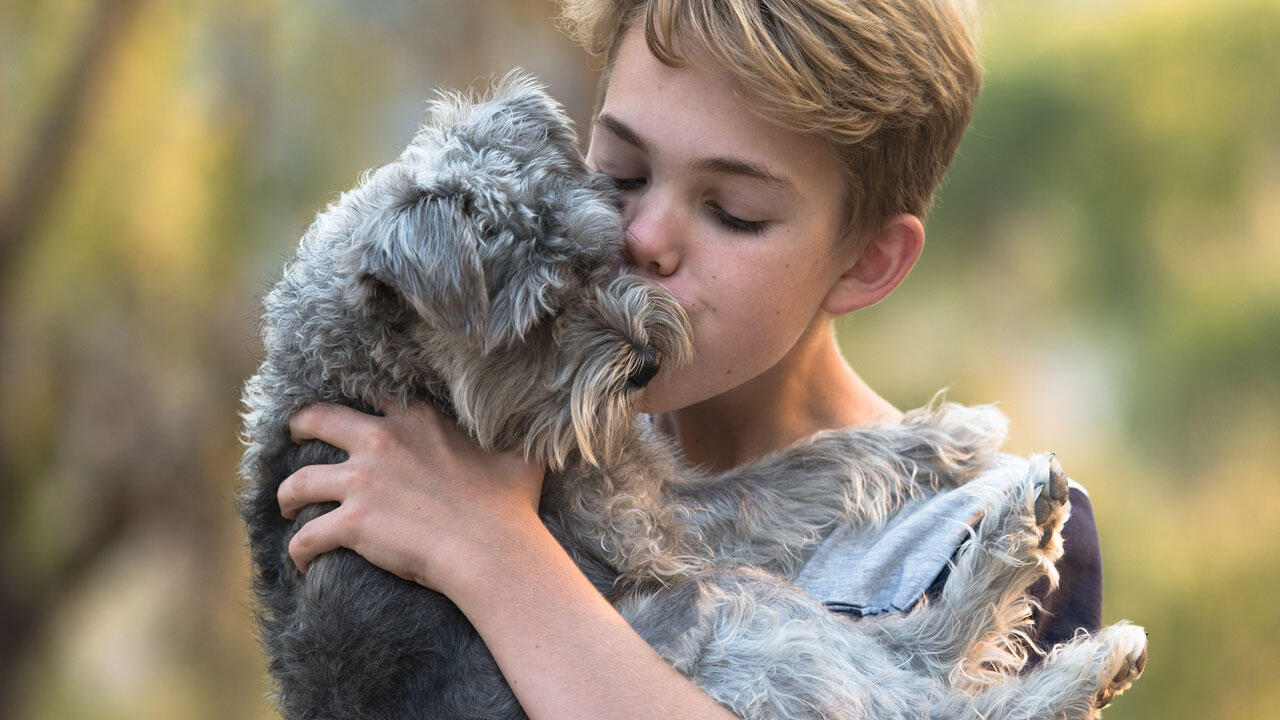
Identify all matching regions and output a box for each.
[239,73,1145,719]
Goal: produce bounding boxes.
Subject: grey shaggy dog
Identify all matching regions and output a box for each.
[238,73,1147,719]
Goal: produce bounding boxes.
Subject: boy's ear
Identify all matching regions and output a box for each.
[821,213,924,316]
[345,188,487,341]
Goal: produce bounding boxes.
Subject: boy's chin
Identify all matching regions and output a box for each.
[635,390,668,416]
[635,375,679,416]
[635,372,713,416]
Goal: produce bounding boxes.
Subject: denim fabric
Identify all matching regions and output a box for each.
[794,453,1087,617]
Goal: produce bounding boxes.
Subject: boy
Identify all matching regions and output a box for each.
[279,1,1101,717]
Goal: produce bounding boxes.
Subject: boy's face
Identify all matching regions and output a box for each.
[585,25,858,414]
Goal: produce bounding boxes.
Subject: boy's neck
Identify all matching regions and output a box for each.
[654,317,902,473]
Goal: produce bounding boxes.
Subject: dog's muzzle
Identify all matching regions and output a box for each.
[627,347,662,389]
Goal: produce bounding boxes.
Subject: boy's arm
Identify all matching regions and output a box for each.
[450,514,742,720]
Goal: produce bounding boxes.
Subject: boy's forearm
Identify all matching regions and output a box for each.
[448,516,738,720]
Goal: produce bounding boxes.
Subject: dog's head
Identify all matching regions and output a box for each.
[340,72,691,469]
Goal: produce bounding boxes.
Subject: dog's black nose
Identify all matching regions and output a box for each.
[627,347,662,389]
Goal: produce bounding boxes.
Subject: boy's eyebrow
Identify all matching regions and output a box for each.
[594,113,794,191]
[690,157,792,191]
[595,113,650,153]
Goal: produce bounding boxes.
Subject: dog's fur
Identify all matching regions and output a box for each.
[238,73,1146,719]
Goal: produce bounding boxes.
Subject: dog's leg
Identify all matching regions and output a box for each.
[251,437,514,720]
[865,453,1070,685]
[666,403,1007,575]
[942,621,1148,720]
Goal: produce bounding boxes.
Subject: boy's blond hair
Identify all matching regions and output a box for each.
[557,0,982,242]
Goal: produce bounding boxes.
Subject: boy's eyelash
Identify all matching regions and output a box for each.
[708,202,768,235]
[611,177,645,191]
[609,177,768,235]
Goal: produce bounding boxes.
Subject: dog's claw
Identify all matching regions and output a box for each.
[1094,644,1147,708]
[1034,454,1070,547]
[1047,454,1069,502]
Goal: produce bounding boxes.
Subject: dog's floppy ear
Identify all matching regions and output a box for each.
[345,185,487,341]
[482,257,571,351]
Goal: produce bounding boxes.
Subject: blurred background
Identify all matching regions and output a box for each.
[1,0,1275,717]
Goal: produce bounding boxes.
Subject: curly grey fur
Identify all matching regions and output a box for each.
[238,72,1145,719]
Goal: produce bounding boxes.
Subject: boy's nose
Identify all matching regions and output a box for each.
[622,192,681,278]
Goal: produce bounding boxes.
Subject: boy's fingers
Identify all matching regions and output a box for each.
[277,464,347,519]
[289,403,373,451]
[287,507,349,573]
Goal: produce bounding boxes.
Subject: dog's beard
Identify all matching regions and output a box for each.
[567,356,641,469]
[437,274,692,472]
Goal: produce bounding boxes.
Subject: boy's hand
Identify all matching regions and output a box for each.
[277,401,546,597]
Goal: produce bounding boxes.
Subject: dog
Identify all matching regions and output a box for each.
[238,72,1146,719]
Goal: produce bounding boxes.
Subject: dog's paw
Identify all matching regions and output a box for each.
[1092,622,1148,709]
[1031,453,1071,549]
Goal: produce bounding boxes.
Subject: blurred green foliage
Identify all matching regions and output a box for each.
[2,0,1276,718]
[846,3,1280,718]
